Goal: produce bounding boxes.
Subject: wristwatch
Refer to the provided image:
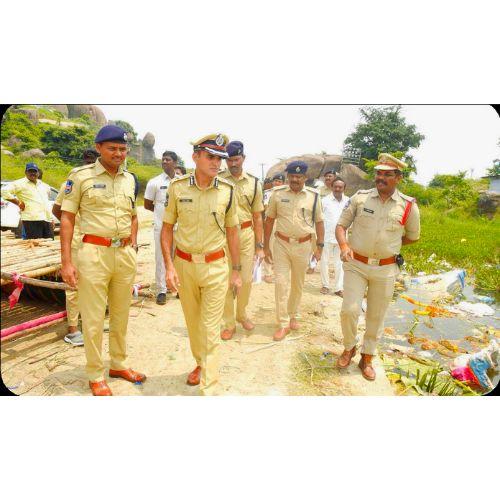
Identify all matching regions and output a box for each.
[255,242,264,249]
[232,264,242,271]
[316,242,325,248]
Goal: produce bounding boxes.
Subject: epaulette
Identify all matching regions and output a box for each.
[216,176,234,188]
[68,164,94,176]
[399,192,416,203]
[170,173,191,185]
[246,172,259,180]
[305,186,319,194]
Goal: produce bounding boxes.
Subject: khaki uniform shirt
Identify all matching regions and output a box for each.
[219,170,264,223]
[266,185,324,238]
[337,188,420,259]
[1,177,51,221]
[319,185,332,197]
[163,173,238,254]
[60,159,137,238]
[55,181,81,250]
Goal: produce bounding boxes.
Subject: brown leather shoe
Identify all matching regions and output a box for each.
[221,327,236,340]
[337,347,356,368]
[109,368,146,383]
[239,319,255,331]
[289,318,300,330]
[273,327,290,341]
[358,354,376,381]
[334,290,344,298]
[89,380,112,396]
[187,366,201,386]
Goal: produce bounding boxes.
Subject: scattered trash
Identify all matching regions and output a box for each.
[450,339,499,390]
[407,269,466,295]
[472,294,495,305]
[400,294,455,318]
[454,301,495,317]
[438,339,467,353]
[134,381,143,386]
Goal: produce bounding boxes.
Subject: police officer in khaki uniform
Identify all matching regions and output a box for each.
[335,153,421,380]
[219,141,264,340]
[161,134,242,396]
[60,125,145,396]
[53,149,99,346]
[264,161,325,341]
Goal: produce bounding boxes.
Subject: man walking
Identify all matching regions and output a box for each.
[161,133,242,395]
[144,150,179,304]
[219,141,264,340]
[335,154,420,380]
[320,177,349,296]
[264,161,325,341]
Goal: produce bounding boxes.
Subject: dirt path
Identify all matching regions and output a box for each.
[1,209,394,396]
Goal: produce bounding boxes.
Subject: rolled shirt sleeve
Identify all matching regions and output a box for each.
[224,188,239,228]
[144,178,156,202]
[404,202,420,240]
[251,181,265,213]
[314,195,324,223]
[265,191,277,219]
[336,194,357,229]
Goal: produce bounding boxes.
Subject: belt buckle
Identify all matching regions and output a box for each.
[289,236,297,243]
[367,257,380,266]
[110,237,122,248]
[191,253,205,264]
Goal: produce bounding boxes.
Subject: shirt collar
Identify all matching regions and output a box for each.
[94,158,125,176]
[229,170,249,184]
[370,188,399,201]
[190,173,219,189]
[285,185,306,195]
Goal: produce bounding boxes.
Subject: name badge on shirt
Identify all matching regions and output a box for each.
[160,185,168,190]
[179,198,193,203]
[363,208,374,214]
[281,199,290,203]
[93,183,106,189]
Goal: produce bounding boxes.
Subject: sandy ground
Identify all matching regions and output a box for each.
[1,208,394,396]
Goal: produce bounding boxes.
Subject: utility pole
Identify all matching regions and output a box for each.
[260,163,266,181]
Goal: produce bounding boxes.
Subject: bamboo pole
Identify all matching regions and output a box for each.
[0,265,61,285]
[1,271,75,291]
[1,315,67,343]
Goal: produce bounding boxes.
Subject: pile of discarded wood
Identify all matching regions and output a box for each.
[1,238,62,286]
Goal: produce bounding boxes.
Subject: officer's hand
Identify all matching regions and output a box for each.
[340,244,353,262]
[61,262,78,289]
[313,248,322,262]
[230,271,242,295]
[255,248,265,264]
[166,267,180,293]
[18,201,25,211]
[264,247,273,264]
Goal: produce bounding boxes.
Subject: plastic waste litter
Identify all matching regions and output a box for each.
[450,339,499,390]
[472,294,495,305]
[407,269,466,295]
[400,294,454,318]
[455,301,495,317]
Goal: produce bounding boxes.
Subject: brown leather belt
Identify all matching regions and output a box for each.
[240,220,253,229]
[82,234,131,247]
[276,232,312,244]
[175,247,225,264]
[353,251,396,266]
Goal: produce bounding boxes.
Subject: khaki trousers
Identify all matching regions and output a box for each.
[222,226,255,329]
[77,243,137,382]
[175,254,228,396]
[340,259,398,355]
[273,237,311,327]
[65,247,80,327]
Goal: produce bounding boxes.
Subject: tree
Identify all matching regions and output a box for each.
[114,120,138,142]
[343,105,425,175]
[40,125,96,163]
[485,159,500,177]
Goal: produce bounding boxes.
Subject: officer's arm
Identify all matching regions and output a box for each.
[226,226,240,267]
[131,215,138,246]
[314,196,325,245]
[52,203,62,221]
[144,199,154,212]
[402,202,420,245]
[252,182,265,248]
[161,222,175,269]
[2,183,23,207]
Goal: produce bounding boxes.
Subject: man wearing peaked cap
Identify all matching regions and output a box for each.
[1,162,53,239]
[161,133,242,395]
[335,152,420,381]
[59,124,145,396]
[264,160,325,341]
[219,140,265,340]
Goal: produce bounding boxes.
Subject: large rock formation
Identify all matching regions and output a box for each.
[67,104,107,126]
[266,154,372,196]
[10,107,39,124]
[21,148,46,158]
[477,191,499,219]
[50,105,69,117]
[128,132,156,165]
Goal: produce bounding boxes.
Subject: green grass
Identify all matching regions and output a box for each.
[403,206,500,292]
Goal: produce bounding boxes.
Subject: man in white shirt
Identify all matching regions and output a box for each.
[144,151,179,304]
[320,177,349,297]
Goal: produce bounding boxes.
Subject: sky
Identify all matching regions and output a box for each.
[99,105,500,185]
